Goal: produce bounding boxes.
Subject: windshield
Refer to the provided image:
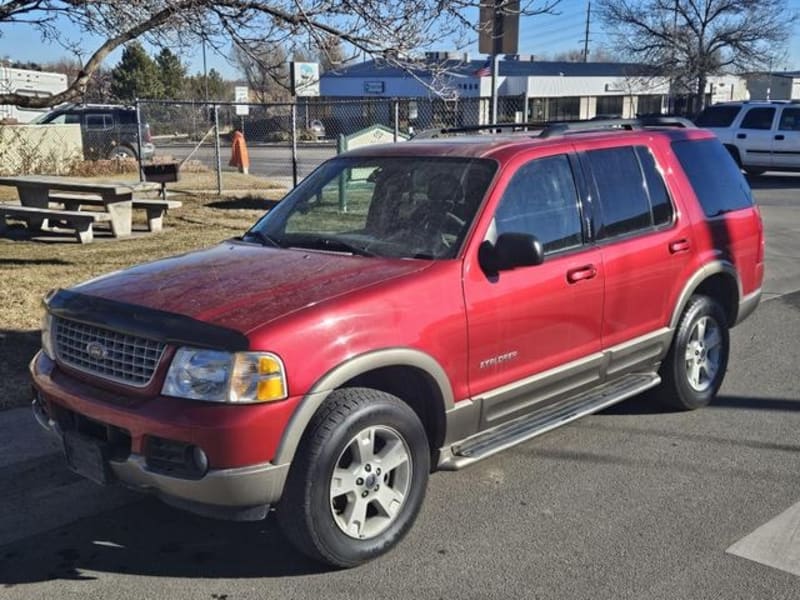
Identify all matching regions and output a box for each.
[244,156,497,259]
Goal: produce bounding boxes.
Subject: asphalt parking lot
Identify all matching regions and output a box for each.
[0,174,798,599]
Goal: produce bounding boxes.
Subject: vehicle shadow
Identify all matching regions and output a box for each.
[601,393,800,416]
[0,497,328,586]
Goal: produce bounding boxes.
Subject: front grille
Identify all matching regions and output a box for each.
[54,317,166,387]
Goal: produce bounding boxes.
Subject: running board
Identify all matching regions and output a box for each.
[439,372,660,470]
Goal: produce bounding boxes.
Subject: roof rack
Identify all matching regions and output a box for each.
[539,116,694,138]
[413,117,694,141]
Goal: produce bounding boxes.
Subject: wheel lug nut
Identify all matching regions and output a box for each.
[374,485,380,491]
[356,477,364,486]
[376,468,381,475]
[361,490,369,498]
[365,464,371,472]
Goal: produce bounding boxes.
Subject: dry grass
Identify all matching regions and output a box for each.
[0,185,287,410]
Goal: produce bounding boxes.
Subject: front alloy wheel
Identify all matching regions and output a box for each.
[330,425,412,540]
[278,388,429,567]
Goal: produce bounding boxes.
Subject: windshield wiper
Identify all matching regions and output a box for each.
[289,236,376,257]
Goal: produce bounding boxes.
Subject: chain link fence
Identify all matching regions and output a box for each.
[0,95,526,191]
[135,96,531,194]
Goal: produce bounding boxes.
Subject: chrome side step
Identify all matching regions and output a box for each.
[439,372,660,470]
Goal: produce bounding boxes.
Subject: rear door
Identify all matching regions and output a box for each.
[83,112,115,159]
[463,151,605,428]
[735,106,777,169]
[579,143,691,371]
[770,106,800,169]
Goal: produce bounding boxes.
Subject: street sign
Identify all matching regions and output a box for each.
[234,86,249,116]
[291,62,320,97]
[479,0,520,55]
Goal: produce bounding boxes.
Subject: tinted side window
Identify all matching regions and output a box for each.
[86,114,113,130]
[635,147,673,226]
[672,139,754,217]
[494,155,583,253]
[740,107,775,130]
[586,147,651,238]
[117,111,137,125]
[778,107,800,131]
[695,105,741,128]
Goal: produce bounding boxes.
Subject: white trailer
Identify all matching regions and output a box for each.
[0,67,68,123]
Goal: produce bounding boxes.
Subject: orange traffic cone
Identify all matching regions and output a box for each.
[229,128,250,174]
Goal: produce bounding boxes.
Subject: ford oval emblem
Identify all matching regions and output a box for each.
[86,341,108,360]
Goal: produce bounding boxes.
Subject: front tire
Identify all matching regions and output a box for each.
[657,295,730,410]
[277,388,430,567]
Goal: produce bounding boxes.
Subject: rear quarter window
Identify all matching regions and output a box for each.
[671,139,754,217]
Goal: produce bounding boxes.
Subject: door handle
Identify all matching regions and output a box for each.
[669,239,691,254]
[775,134,785,141]
[736,133,747,139]
[566,265,597,283]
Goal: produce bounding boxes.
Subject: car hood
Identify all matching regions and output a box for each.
[72,241,430,333]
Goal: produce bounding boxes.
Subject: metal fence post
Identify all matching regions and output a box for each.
[393,99,399,142]
[291,102,298,188]
[213,104,222,195]
[134,99,144,182]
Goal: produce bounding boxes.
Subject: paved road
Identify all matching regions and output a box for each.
[0,176,798,599]
[157,142,336,180]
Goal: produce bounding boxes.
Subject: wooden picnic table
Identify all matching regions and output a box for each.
[0,175,158,238]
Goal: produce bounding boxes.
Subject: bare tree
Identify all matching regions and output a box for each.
[233,42,292,103]
[0,0,560,108]
[597,0,795,112]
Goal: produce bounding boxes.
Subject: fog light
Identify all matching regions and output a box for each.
[190,445,209,475]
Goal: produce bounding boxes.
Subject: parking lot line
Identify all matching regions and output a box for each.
[727,499,800,577]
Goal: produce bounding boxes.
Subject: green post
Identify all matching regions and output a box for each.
[337,133,347,213]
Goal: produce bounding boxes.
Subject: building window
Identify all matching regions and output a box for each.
[596,95,624,118]
[528,97,580,122]
[637,94,664,116]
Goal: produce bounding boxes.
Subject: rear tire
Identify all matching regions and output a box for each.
[277,387,429,567]
[657,295,729,410]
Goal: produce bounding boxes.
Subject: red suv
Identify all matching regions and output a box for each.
[30,120,764,567]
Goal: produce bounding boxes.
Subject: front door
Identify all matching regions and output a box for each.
[463,152,605,428]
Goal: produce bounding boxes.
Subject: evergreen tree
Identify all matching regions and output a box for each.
[110,42,164,103]
[156,48,187,100]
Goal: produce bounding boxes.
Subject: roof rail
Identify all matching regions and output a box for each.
[539,116,694,138]
[413,123,546,139]
[412,116,695,140]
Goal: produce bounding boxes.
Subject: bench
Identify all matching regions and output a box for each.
[0,204,112,243]
[49,193,182,233]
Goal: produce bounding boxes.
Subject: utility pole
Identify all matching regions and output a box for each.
[583,2,591,63]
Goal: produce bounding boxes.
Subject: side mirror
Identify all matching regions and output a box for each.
[479,233,544,275]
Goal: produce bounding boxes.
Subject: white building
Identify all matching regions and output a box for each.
[319,54,671,129]
[0,67,68,123]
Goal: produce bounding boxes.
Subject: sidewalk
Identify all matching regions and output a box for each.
[0,407,137,546]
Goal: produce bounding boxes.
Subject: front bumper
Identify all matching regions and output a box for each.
[31,351,293,519]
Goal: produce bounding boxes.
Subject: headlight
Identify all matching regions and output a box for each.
[41,311,55,360]
[162,347,288,404]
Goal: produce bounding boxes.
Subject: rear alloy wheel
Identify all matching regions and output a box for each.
[108,146,136,160]
[657,295,730,410]
[277,388,429,567]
